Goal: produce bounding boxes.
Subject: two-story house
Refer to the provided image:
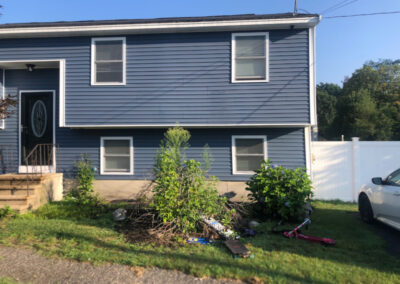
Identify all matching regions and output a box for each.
[0,13,320,202]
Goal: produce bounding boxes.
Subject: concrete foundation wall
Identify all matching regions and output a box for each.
[64,179,248,202]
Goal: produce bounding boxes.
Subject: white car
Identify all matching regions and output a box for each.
[358,168,400,231]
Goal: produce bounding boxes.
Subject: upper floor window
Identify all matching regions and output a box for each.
[91,37,126,85]
[231,32,269,83]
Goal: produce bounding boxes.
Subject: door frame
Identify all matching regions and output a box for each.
[18,90,56,173]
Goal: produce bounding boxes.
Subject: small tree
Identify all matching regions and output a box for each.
[69,154,97,204]
[0,94,17,120]
[151,126,233,234]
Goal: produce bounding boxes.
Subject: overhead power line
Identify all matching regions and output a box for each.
[320,0,359,15]
[324,10,400,19]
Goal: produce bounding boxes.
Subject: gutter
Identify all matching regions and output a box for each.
[0,16,320,38]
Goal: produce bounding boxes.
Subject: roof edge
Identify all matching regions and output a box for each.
[0,14,321,38]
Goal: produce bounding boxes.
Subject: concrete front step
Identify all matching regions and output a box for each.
[0,173,63,213]
[0,174,43,187]
[0,195,34,206]
[0,174,44,181]
[0,186,36,196]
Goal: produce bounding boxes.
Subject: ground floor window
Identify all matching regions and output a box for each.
[232,135,267,174]
[100,137,133,175]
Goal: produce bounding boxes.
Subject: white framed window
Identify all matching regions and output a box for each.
[100,137,133,175]
[232,135,267,175]
[91,37,126,85]
[231,32,269,83]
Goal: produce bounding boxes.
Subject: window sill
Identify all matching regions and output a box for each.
[231,79,269,84]
[232,171,255,175]
[91,82,126,86]
[100,171,134,176]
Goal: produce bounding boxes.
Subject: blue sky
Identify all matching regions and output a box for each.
[1,0,399,85]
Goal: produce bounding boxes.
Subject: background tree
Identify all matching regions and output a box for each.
[316,83,341,140]
[317,59,400,141]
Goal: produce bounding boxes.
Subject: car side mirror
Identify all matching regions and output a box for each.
[372,177,383,185]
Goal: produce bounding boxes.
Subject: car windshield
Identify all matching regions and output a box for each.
[386,169,400,186]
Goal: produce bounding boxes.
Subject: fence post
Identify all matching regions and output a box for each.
[351,137,360,202]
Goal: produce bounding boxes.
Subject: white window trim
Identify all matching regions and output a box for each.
[0,69,5,129]
[232,135,267,175]
[100,136,133,175]
[231,32,269,83]
[91,37,126,86]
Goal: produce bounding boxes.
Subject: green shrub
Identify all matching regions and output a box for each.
[0,206,15,219]
[66,154,106,218]
[246,160,313,221]
[151,126,233,234]
[69,154,96,201]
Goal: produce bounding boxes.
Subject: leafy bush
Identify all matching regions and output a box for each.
[0,206,15,219]
[246,160,313,221]
[151,126,233,234]
[69,154,96,201]
[66,154,106,218]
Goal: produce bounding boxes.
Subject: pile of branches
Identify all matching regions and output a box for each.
[119,201,249,246]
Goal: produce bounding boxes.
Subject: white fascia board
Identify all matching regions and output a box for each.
[65,123,311,129]
[0,16,320,38]
[309,26,317,126]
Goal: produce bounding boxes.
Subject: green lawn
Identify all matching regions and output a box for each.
[0,201,399,283]
[0,278,19,284]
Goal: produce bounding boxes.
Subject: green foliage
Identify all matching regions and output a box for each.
[152,126,233,234]
[318,59,400,141]
[317,83,340,140]
[0,206,15,219]
[68,154,97,202]
[246,160,313,221]
[65,154,106,218]
[29,199,111,221]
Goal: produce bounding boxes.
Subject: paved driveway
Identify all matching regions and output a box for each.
[0,246,242,284]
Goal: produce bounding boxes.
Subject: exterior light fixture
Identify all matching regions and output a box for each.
[26,64,35,72]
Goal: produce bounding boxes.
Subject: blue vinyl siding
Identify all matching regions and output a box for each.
[0,70,305,180]
[0,29,310,126]
[56,128,305,181]
[0,69,306,178]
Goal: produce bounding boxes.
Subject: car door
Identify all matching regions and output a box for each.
[378,169,400,224]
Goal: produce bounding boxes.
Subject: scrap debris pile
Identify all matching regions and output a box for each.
[115,202,256,258]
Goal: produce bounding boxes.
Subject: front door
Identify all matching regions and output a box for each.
[20,92,54,168]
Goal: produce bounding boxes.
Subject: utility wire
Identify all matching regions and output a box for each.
[320,0,358,15]
[323,0,359,15]
[324,10,400,18]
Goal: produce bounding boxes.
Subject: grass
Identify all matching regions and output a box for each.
[0,278,20,284]
[0,200,399,283]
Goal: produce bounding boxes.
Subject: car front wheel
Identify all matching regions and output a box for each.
[359,194,374,223]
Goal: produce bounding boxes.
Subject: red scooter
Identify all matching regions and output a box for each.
[283,218,336,246]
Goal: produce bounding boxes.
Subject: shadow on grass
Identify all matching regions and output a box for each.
[24,226,329,284]
[244,206,400,275]
[6,201,400,281]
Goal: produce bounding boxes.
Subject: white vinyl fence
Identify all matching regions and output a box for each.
[311,138,400,202]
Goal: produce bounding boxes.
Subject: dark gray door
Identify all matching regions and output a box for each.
[20,92,53,166]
